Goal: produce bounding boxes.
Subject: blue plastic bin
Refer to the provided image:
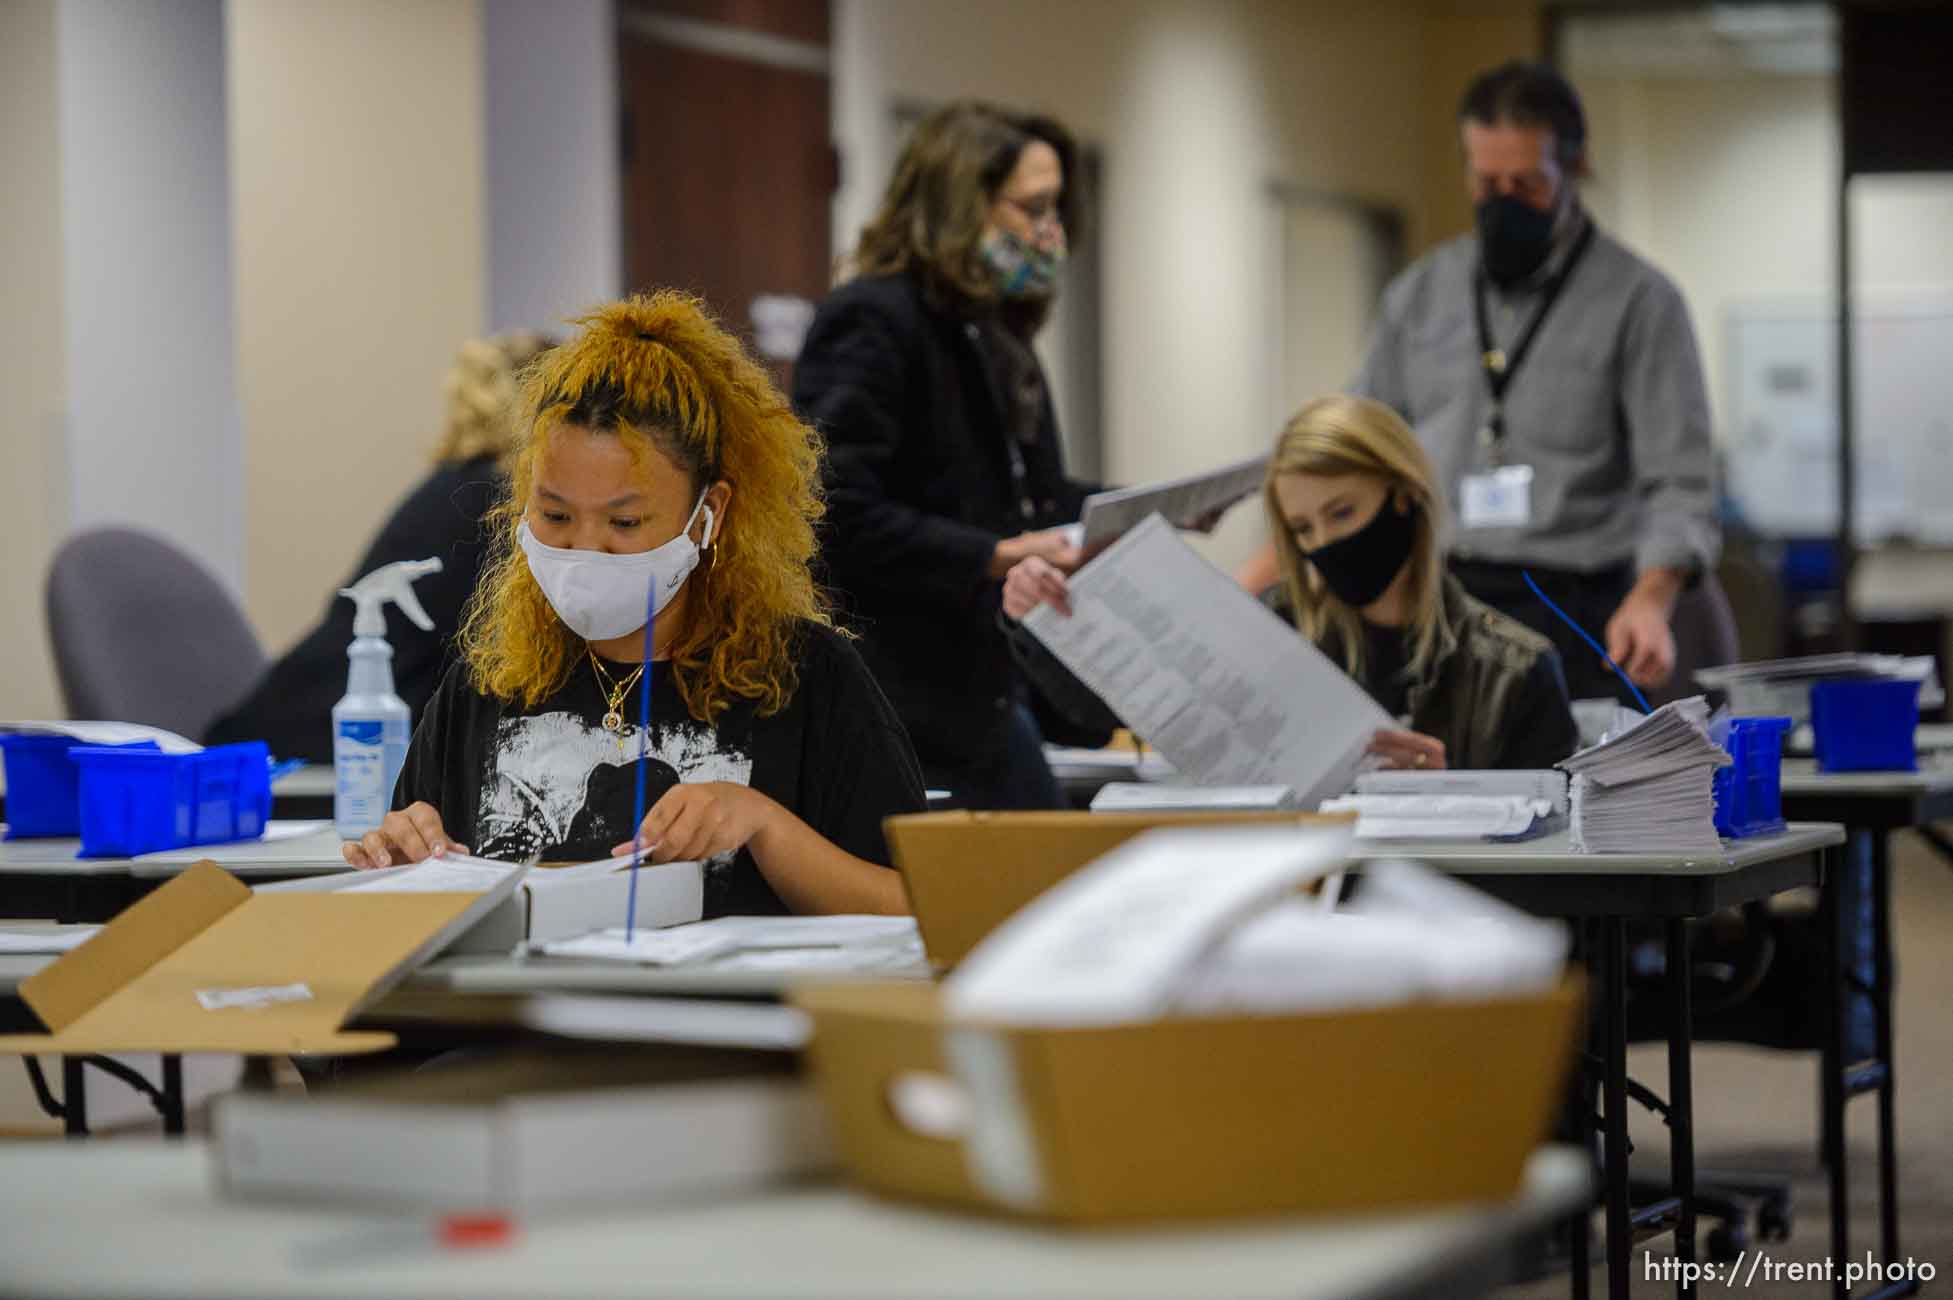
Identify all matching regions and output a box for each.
[70,742,272,857]
[1712,715,1792,839]
[1810,678,1920,773]
[0,735,160,839]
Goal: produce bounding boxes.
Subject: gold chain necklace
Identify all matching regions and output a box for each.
[588,651,647,733]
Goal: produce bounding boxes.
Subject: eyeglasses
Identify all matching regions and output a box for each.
[999,193,1063,232]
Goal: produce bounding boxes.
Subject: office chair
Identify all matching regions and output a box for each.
[44,527,266,742]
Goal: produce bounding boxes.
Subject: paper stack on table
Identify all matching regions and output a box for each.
[1558,697,1730,853]
[536,915,926,974]
[1317,794,1553,840]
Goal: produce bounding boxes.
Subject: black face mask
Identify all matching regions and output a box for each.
[1476,193,1557,288]
[1303,498,1418,610]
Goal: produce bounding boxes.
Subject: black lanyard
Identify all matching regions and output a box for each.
[1472,220,1597,455]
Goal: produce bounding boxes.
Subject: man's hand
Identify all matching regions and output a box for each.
[1604,568,1686,688]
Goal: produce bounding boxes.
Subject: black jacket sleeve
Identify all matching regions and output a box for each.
[1495,652,1580,771]
[800,628,927,866]
[206,461,501,761]
[793,293,1003,611]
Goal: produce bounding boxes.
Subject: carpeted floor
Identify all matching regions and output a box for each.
[1499,831,1953,1298]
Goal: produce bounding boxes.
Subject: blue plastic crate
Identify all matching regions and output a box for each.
[0,735,160,839]
[70,742,272,858]
[1712,715,1792,839]
[1811,679,1920,773]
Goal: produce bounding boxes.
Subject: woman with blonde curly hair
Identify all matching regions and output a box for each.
[344,293,923,917]
[207,330,554,760]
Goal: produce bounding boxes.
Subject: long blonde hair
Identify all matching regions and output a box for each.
[1265,395,1446,684]
[431,331,557,468]
[459,293,830,722]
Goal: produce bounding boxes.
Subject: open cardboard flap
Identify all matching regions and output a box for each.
[887,810,1354,968]
[0,860,521,1056]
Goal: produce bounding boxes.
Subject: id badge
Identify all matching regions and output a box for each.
[1459,464,1535,530]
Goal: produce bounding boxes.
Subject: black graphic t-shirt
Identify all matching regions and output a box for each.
[393,622,926,916]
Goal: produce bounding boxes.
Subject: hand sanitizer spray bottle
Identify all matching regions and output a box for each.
[332,558,443,839]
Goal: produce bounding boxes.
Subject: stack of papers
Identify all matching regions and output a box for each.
[1089,783,1297,812]
[1558,697,1730,853]
[1317,794,1553,840]
[536,915,925,974]
[1697,653,1942,721]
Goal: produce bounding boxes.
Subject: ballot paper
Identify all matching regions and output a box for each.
[1558,697,1729,853]
[0,720,201,753]
[1317,794,1553,840]
[536,915,923,971]
[1077,455,1269,546]
[945,824,1355,1026]
[0,927,99,955]
[342,854,528,894]
[1022,515,1390,805]
[1175,859,1569,1016]
[1088,783,1297,812]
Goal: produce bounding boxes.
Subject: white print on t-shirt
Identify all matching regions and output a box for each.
[475,711,754,868]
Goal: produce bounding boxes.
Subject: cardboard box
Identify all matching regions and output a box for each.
[0,860,517,1057]
[793,975,1584,1224]
[213,1044,833,1211]
[886,811,1351,968]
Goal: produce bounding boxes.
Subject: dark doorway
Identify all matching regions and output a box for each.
[618,0,836,385]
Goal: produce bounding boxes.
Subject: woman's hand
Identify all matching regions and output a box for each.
[342,802,466,869]
[987,526,1085,580]
[610,782,782,864]
[1367,728,1447,771]
[1002,555,1073,620]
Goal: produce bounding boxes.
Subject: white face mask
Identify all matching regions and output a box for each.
[518,491,715,642]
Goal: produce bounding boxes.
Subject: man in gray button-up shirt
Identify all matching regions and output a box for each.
[1352,62,1717,703]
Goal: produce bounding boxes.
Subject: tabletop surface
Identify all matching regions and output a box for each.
[0,1141,1587,1300]
[403,952,934,998]
[1353,821,1842,875]
[1779,757,1953,798]
[0,823,349,877]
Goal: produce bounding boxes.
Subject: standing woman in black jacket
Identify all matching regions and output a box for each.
[793,101,1100,809]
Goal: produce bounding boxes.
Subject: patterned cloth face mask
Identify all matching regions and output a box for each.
[979,224,1068,298]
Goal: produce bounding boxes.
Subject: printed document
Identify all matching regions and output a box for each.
[1022,514,1389,805]
[1077,455,1268,547]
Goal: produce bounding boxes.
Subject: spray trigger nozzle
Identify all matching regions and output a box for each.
[339,558,443,637]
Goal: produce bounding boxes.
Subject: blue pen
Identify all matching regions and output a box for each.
[625,574,656,941]
[1522,570,1652,715]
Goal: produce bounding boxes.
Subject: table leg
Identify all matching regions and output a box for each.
[160,1054,185,1136]
[1666,918,1695,1299]
[1822,839,1849,1300]
[61,1056,87,1138]
[1870,832,1907,1285]
[1571,920,1597,1300]
[1602,917,1630,1299]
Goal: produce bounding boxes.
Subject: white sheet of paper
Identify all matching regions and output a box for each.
[944,824,1354,1026]
[0,927,99,954]
[1459,465,1535,530]
[261,820,330,843]
[1078,455,1268,547]
[0,720,200,753]
[341,854,524,894]
[1022,515,1390,804]
[1088,783,1296,812]
[537,915,920,967]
